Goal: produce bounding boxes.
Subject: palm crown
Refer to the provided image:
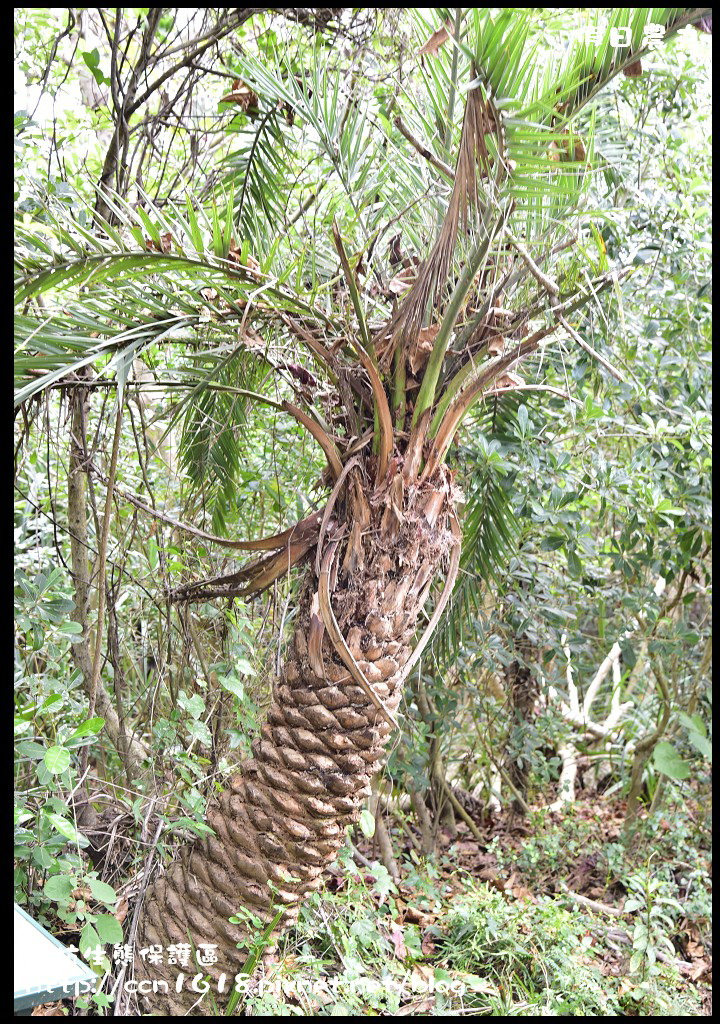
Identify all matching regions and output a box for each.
[18,9,707,513]
[13,8,710,1013]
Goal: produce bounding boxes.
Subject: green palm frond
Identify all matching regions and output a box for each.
[14,189,341,407]
[220,101,294,238]
[461,8,701,230]
[228,53,383,225]
[431,393,522,667]
[15,7,708,422]
[177,348,272,534]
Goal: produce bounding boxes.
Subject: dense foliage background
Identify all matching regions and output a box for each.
[15,8,711,1016]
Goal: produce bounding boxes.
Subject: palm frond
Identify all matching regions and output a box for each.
[177,349,271,534]
[431,393,522,668]
[220,100,294,238]
[14,190,340,407]
[228,52,384,231]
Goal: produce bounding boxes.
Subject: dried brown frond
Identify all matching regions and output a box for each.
[375,83,505,368]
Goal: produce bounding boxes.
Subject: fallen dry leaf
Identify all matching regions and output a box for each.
[478,865,500,883]
[396,997,435,1014]
[115,895,129,925]
[388,266,416,296]
[454,840,481,856]
[418,24,451,57]
[691,959,710,981]
[412,963,435,983]
[219,79,259,111]
[389,924,408,961]
[402,904,436,929]
[509,881,535,903]
[408,324,439,375]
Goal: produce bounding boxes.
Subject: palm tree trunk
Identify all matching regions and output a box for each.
[134,466,456,1014]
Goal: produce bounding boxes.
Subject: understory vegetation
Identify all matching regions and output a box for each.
[15,7,711,1017]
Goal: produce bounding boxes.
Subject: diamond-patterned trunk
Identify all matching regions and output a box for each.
[134,467,455,1014]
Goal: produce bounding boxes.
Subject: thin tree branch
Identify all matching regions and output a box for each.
[80,392,126,777]
[393,116,455,180]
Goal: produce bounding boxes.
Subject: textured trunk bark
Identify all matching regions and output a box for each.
[134,466,456,1014]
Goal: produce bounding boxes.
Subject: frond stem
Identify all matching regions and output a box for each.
[281,400,343,481]
[421,335,540,479]
[412,200,511,427]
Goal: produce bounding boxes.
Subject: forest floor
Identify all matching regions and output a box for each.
[30,790,711,1017]
[259,789,713,1017]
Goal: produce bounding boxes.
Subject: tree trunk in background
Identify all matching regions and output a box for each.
[134,466,455,1014]
[67,385,147,773]
[505,637,538,816]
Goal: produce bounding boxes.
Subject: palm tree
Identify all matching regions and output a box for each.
[15,8,710,1013]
